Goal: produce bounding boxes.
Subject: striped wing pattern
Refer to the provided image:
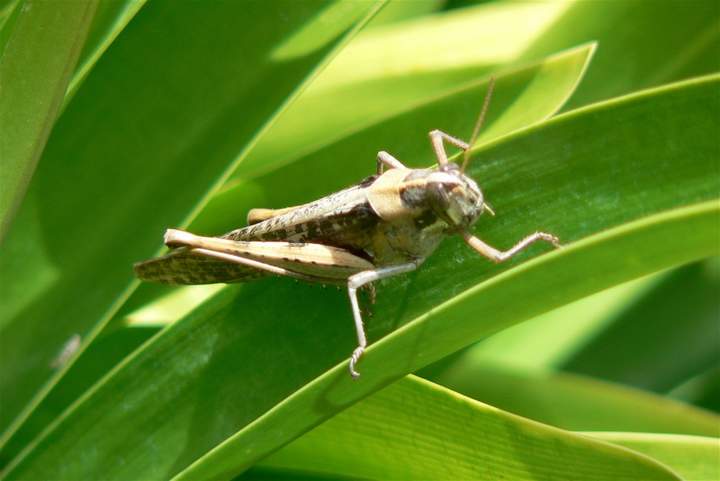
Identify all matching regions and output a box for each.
[134,179,382,285]
[134,247,266,284]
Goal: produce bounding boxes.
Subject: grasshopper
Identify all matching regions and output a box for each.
[134,79,560,377]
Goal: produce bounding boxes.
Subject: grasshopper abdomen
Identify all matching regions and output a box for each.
[135,78,561,378]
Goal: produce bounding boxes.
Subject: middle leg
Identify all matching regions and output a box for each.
[346,262,418,378]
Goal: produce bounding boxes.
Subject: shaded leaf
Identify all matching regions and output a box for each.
[669,366,720,414]
[0,0,98,240]
[256,376,680,481]
[228,0,578,181]
[432,274,662,372]
[563,261,720,392]
[0,45,595,472]
[193,45,594,236]
[519,0,720,109]
[3,76,718,481]
[0,0,383,461]
[63,0,148,106]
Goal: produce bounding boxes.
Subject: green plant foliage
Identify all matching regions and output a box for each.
[0,50,593,479]
[0,0,383,461]
[191,44,594,236]
[1,2,718,480]
[63,0,147,106]
[0,40,595,468]
[426,273,664,372]
[0,0,97,240]
[421,360,719,436]
[589,433,720,481]
[517,0,720,108]
[5,73,719,480]
[226,0,577,181]
[255,376,682,480]
[177,199,719,481]
[671,366,720,413]
[562,261,720,392]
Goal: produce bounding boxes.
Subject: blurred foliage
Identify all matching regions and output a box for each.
[0,1,718,480]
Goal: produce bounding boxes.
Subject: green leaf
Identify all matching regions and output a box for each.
[0,44,593,469]
[670,366,720,413]
[110,42,594,327]
[0,0,383,458]
[192,44,594,236]
[0,0,21,49]
[420,360,720,436]
[255,375,681,480]
[241,469,357,481]
[228,0,581,181]
[364,0,441,27]
[63,0,148,107]
[519,0,720,109]
[4,75,718,481]
[562,261,720,392]
[589,433,720,481]
[174,75,720,479]
[0,0,98,240]
[433,273,663,372]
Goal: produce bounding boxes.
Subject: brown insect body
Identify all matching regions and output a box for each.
[135,163,482,284]
[135,79,562,377]
[239,162,483,266]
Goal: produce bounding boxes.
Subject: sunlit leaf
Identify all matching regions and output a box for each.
[0,0,384,464]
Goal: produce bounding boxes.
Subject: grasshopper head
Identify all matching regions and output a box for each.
[427,162,486,230]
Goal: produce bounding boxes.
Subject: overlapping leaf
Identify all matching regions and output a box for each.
[0,42,596,468]
[518,0,720,108]
[255,375,682,480]
[4,75,717,481]
[590,433,720,481]
[0,0,97,240]
[2,3,718,480]
[421,360,719,436]
[563,262,720,392]
[0,0,384,463]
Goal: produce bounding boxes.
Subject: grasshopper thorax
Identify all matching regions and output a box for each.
[425,162,484,230]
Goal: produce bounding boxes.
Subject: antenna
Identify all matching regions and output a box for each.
[462,77,496,172]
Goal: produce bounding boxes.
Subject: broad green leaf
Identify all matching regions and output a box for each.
[365,0,442,27]
[0,46,594,468]
[0,0,384,460]
[563,261,720,392]
[0,0,98,241]
[63,0,148,107]
[176,75,720,479]
[112,11,594,322]
[0,0,20,48]
[242,469,358,481]
[228,0,576,181]
[350,0,720,379]
[670,366,720,413]
[103,43,592,323]
[589,433,720,481]
[518,0,720,109]
[420,360,719,436]
[114,44,594,323]
[4,76,718,481]
[256,376,680,480]
[193,44,594,236]
[435,273,664,372]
